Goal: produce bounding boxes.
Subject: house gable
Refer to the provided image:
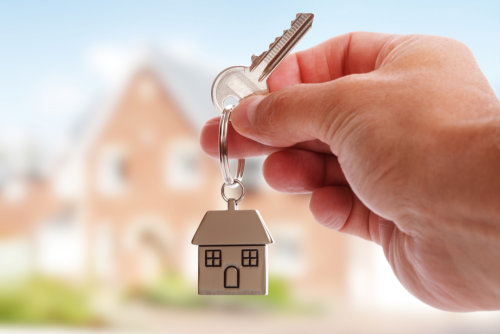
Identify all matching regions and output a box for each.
[191,209,273,245]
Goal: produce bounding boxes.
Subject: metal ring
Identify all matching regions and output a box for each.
[219,105,245,185]
[221,179,245,203]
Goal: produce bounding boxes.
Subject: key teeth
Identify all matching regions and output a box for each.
[250,51,266,67]
[251,13,314,69]
[290,16,301,29]
[259,13,310,62]
[268,36,280,49]
[291,13,312,26]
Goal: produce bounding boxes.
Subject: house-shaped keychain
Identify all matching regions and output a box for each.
[192,199,273,295]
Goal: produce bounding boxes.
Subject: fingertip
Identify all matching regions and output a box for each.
[199,117,220,157]
[231,95,265,134]
[205,116,221,125]
[262,151,304,193]
[309,186,353,230]
[200,114,276,158]
[267,54,302,91]
[262,149,325,193]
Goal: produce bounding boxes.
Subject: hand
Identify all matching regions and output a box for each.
[200,32,500,311]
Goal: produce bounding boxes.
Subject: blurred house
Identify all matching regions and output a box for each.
[0,57,351,302]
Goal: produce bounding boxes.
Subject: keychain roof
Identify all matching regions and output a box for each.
[192,200,273,245]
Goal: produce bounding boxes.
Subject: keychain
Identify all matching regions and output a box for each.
[192,106,273,295]
[192,13,314,295]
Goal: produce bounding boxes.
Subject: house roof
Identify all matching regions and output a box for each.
[192,209,273,245]
[48,48,216,187]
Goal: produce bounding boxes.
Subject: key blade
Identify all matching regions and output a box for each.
[250,13,314,81]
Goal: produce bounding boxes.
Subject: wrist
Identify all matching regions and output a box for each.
[427,116,500,310]
[417,111,500,224]
[467,116,500,220]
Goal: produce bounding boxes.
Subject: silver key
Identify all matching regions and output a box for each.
[211,13,314,112]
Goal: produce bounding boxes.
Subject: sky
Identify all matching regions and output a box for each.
[0,0,499,158]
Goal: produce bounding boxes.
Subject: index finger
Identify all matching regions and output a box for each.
[268,32,394,91]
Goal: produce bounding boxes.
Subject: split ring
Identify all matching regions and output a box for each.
[220,179,245,203]
[218,105,245,185]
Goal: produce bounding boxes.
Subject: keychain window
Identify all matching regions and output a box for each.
[242,249,258,267]
[205,249,222,267]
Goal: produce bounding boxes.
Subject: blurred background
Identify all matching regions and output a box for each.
[0,1,500,333]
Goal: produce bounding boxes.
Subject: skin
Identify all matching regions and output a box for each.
[200,32,500,311]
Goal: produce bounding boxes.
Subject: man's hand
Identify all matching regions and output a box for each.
[200,32,500,311]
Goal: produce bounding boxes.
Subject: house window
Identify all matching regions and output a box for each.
[165,139,202,190]
[96,145,127,196]
[205,249,221,267]
[241,249,258,267]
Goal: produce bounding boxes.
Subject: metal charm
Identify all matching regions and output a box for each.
[192,198,273,295]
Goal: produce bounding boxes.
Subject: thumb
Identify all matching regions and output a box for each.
[230,76,368,152]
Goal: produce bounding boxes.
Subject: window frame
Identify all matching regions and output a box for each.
[205,249,221,267]
[96,144,128,196]
[241,249,258,267]
[165,139,202,190]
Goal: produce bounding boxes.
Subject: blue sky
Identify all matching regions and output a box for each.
[0,0,499,153]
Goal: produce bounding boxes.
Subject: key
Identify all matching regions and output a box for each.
[211,13,314,112]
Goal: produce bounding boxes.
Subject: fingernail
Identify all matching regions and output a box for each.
[231,95,265,133]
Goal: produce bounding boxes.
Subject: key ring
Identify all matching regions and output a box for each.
[219,105,245,186]
[221,179,245,203]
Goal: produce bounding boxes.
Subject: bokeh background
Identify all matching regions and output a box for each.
[1,1,500,333]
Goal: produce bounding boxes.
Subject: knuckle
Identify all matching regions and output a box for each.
[257,88,294,128]
[418,35,473,61]
[320,75,372,146]
[268,88,292,113]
